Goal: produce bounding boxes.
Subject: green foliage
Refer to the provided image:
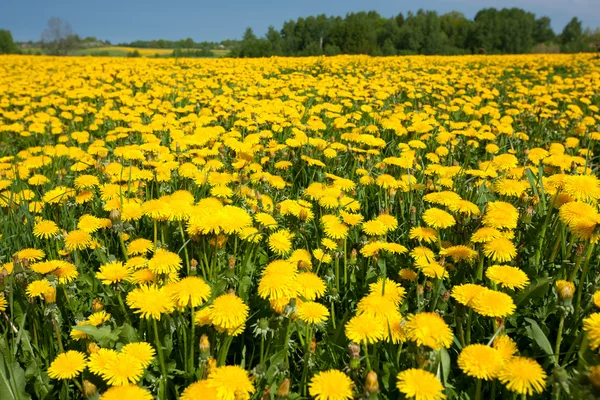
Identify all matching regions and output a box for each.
[230,7,599,57]
[0,30,18,54]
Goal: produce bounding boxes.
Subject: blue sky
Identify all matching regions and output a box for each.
[1,0,598,43]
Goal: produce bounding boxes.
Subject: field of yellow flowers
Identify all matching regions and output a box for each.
[1,53,600,399]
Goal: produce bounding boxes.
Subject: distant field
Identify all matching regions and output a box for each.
[20,46,230,58]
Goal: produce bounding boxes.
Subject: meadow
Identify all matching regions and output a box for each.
[0,53,599,399]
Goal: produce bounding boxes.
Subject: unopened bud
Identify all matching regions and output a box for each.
[44,287,56,303]
[92,299,103,312]
[109,208,120,221]
[228,257,236,269]
[556,280,575,300]
[199,334,210,356]
[276,378,290,398]
[310,337,317,354]
[190,258,198,272]
[365,370,380,394]
[82,380,97,397]
[87,342,100,355]
[349,248,358,264]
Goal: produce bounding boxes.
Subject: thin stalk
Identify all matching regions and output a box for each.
[575,243,596,320]
[554,313,565,365]
[179,221,191,275]
[301,324,313,396]
[153,318,168,400]
[363,341,371,371]
[466,309,473,345]
[475,379,482,400]
[52,318,64,353]
[189,306,195,375]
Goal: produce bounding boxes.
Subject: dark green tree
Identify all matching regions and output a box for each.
[0,29,18,54]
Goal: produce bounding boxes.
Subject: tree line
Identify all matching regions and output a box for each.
[232,9,600,57]
[1,9,599,57]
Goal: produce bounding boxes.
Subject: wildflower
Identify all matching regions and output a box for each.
[486,265,529,290]
[121,342,155,368]
[451,284,486,306]
[33,220,59,239]
[458,344,504,380]
[268,229,294,255]
[209,293,249,333]
[483,237,517,262]
[64,230,93,251]
[147,248,182,274]
[309,369,354,400]
[126,238,154,256]
[396,368,446,400]
[422,208,456,229]
[206,365,255,400]
[100,353,144,386]
[126,285,176,319]
[498,357,546,395]
[26,279,54,299]
[100,385,153,400]
[180,380,218,400]
[171,276,211,307]
[296,272,326,300]
[345,313,385,344]
[405,312,453,350]
[472,288,516,318]
[493,335,518,361]
[584,313,600,350]
[48,351,87,380]
[96,261,130,285]
[297,301,329,324]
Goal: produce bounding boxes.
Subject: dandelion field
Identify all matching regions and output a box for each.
[1,54,600,399]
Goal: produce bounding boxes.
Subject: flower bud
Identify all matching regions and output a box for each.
[92,299,103,312]
[276,378,290,398]
[365,370,380,395]
[199,334,210,356]
[82,380,97,397]
[190,258,198,272]
[87,342,100,355]
[109,208,120,221]
[556,280,575,300]
[44,287,56,303]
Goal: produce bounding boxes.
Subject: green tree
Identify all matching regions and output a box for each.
[534,16,555,43]
[560,17,588,52]
[0,29,18,54]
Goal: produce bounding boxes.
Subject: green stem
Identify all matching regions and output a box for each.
[301,324,313,396]
[574,243,596,320]
[179,221,191,276]
[153,318,168,400]
[217,334,234,366]
[554,313,565,365]
[52,318,64,353]
[466,308,473,345]
[189,306,195,376]
[119,233,129,261]
[475,379,482,400]
[363,341,371,371]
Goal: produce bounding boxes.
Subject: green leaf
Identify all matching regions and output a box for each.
[72,325,119,347]
[118,323,139,344]
[0,357,31,400]
[524,168,539,198]
[440,348,451,385]
[515,277,551,306]
[525,318,555,364]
